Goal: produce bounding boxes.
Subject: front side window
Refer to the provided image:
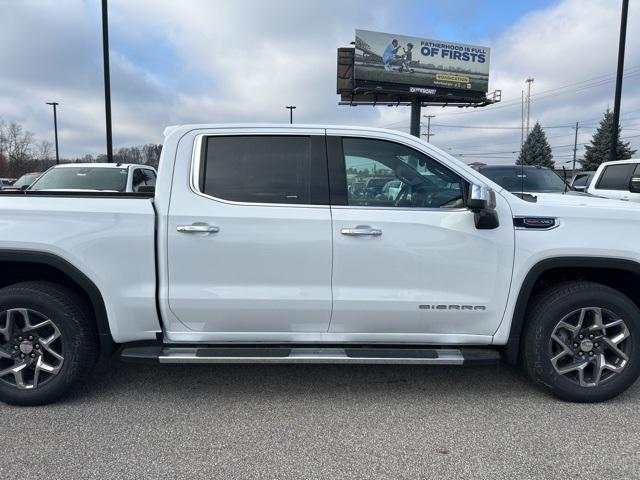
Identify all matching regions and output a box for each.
[201,136,312,204]
[343,138,464,208]
[597,164,635,190]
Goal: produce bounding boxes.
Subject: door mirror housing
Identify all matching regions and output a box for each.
[467,183,499,230]
[629,175,640,193]
[467,184,492,212]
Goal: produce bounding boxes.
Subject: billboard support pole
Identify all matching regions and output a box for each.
[410,99,421,137]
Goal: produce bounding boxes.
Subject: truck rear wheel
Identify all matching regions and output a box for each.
[523,281,640,402]
[0,282,97,406]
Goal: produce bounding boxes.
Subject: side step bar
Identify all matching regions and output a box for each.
[121,346,500,365]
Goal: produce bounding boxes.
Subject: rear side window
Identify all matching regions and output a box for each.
[596,164,636,190]
[201,136,313,204]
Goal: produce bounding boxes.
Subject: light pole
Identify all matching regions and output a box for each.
[102,0,113,162]
[525,77,534,135]
[45,102,60,164]
[285,105,296,124]
[611,0,629,162]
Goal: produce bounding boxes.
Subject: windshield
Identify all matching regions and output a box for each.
[30,167,129,192]
[479,167,568,193]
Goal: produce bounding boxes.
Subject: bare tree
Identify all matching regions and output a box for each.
[35,140,53,161]
[4,121,34,167]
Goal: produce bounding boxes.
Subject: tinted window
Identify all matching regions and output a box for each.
[29,167,128,192]
[131,168,156,191]
[478,167,566,193]
[597,164,635,190]
[202,136,311,204]
[572,174,591,188]
[343,138,463,208]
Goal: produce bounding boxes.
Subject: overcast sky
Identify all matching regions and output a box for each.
[1,0,639,164]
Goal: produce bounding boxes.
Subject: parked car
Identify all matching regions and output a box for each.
[1,172,41,191]
[2,124,640,406]
[586,159,640,202]
[0,178,16,189]
[570,171,595,192]
[475,165,572,195]
[28,163,157,193]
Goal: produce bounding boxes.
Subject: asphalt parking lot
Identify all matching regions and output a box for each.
[1,360,639,479]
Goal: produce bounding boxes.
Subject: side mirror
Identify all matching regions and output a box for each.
[629,176,640,193]
[137,185,155,194]
[468,183,499,230]
[467,184,490,212]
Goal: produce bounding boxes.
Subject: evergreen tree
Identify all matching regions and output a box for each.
[517,122,554,168]
[581,109,636,171]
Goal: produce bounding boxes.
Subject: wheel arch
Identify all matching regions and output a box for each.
[505,256,640,365]
[0,249,115,357]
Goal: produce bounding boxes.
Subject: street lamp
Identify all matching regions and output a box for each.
[285,105,296,124]
[45,102,60,164]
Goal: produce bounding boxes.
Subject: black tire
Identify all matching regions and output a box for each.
[522,280,640,402]
[0,281,98,406]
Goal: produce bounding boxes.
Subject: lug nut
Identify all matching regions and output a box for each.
[17,336,23,342]
[13,345,19,350]
[589,351,594,356]
[573,343,579,348]
[578,352,584,356]
[589,334,594,339]
[28,335,34,341]
[35,344,40,349]
[20,354,25,359]
[30,353,35,358]
[594,342,599,348]
[579,334,584,339]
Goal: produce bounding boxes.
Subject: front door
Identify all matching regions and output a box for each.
[327,133,514,338]
[166,130,333,336]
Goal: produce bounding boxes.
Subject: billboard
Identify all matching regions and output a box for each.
[354,29,490,94]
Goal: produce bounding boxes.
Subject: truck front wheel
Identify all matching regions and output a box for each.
[523,281,640,402]
[0,281,98,406]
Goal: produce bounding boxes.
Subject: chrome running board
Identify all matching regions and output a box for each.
[121,346,500,365]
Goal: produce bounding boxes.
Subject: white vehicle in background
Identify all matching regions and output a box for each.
[28,163,157,193]
[587,159,640,202]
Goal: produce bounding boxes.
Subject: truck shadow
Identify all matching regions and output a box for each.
[68,359,640,406]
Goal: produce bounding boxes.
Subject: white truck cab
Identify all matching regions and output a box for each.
[1,125,640,405]
[587,158,640,202]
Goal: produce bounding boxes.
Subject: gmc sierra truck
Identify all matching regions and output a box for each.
[1,124,639,406]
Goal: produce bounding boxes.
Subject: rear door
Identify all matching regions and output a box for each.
[166,129,333,337]
[326,131,514,338]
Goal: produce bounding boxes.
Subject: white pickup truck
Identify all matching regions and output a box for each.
[1,124,639,406]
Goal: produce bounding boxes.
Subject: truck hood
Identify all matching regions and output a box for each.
[520,192,640,212]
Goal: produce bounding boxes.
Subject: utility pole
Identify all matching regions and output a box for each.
[525,77,534,135]
[611,0,629,162]
[45,102,60,164]
[285,105,296,124]
[101,0,113,162]
[572,122,579,173]
[422,114,436,142]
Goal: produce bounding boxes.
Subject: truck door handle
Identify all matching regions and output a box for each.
[340,226,382,236]
[176,224,220,234]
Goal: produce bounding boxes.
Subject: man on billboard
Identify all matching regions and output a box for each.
[382,39,402,71]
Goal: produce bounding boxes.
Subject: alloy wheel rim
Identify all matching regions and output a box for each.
[549,307,630,387]
[0,308,64,390]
